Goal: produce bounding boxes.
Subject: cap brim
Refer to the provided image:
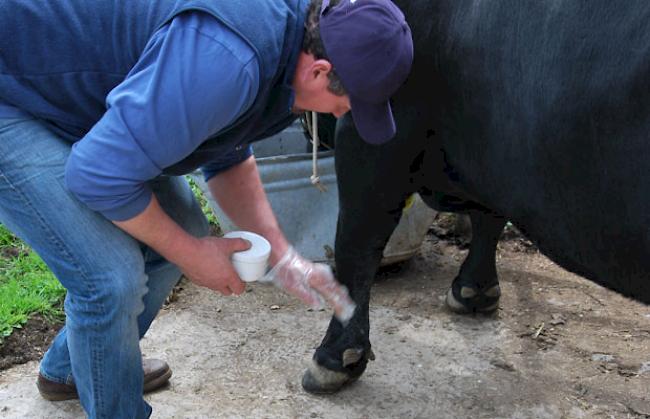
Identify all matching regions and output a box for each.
[350,97,396,145]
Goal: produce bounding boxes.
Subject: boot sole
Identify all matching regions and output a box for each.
[37,388,79,402]
[38,368,172,401]
[143,368,172,393]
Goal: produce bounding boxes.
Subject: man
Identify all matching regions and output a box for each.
[0,0,412,417]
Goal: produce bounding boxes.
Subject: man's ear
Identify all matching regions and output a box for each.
[310,59,333,80]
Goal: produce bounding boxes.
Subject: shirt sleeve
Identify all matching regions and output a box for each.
[64,12,260,221]
[200,144,254,181]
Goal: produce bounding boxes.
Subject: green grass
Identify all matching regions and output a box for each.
[0,178,217,344]
[186,175,220,231]
[0,225,65,343]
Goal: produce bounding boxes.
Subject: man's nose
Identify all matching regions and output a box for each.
[333,106,350,118]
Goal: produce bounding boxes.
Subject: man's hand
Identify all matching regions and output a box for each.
[113,194,251,296]
[263,247,356,323]
[177,236,250,295]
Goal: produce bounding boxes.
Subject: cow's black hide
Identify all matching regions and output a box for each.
[302,0,650,393]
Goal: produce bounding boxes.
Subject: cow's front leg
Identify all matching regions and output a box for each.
[445,209,506,313]
[300,242,383,394]
[302,114,411,394]
[301,189,407,393]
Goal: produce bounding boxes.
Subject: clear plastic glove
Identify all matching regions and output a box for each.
[261,246,356,324]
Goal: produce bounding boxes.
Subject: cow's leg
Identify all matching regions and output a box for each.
[445,210,506,313]
[302,115,412,394]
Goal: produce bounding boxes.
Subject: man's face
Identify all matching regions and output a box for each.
[293,87,351,118]
[292,53,351,118]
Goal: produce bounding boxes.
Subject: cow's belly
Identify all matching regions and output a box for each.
[437,105,650,302]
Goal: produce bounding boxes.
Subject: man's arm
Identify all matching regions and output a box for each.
[207,155,289,265]
[114,194,249,295]
[205,155,356,320]
[65,12,260,221]
[64,13,261,294]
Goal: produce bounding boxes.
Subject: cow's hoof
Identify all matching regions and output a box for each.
[302,347,375,394]
[301,359,358,394]
[445,279,500,314]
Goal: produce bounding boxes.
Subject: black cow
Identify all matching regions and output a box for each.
[302,0,650,393]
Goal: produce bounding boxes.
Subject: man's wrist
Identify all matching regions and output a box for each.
[162,232,202,269]
[267,237,290,266]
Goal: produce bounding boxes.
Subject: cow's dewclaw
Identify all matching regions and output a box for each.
[341,348,364,367]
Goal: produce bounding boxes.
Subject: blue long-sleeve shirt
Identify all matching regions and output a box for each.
[1,12,261,221]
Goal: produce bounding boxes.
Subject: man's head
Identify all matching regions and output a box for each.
[292,0,413,144]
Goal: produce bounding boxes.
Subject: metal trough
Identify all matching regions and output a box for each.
[191,122,435,264]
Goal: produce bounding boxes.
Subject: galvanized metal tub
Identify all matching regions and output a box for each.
[191,123,435,265]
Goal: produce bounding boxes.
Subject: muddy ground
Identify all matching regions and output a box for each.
[0,218,649,418]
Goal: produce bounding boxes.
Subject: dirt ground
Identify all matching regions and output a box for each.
[0,218,649,418]
[0,315,63,371]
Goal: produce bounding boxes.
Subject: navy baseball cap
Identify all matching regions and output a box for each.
[320,0,413,144]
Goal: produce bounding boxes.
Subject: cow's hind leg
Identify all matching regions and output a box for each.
[445,210,506,313]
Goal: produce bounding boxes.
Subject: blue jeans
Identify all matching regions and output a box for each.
[0,118,209,418]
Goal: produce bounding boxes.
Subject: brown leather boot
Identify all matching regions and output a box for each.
[36,358,172,401]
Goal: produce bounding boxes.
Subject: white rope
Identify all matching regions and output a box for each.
[309,111,327,192]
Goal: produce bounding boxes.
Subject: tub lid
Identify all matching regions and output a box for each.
[223,231,271,263]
